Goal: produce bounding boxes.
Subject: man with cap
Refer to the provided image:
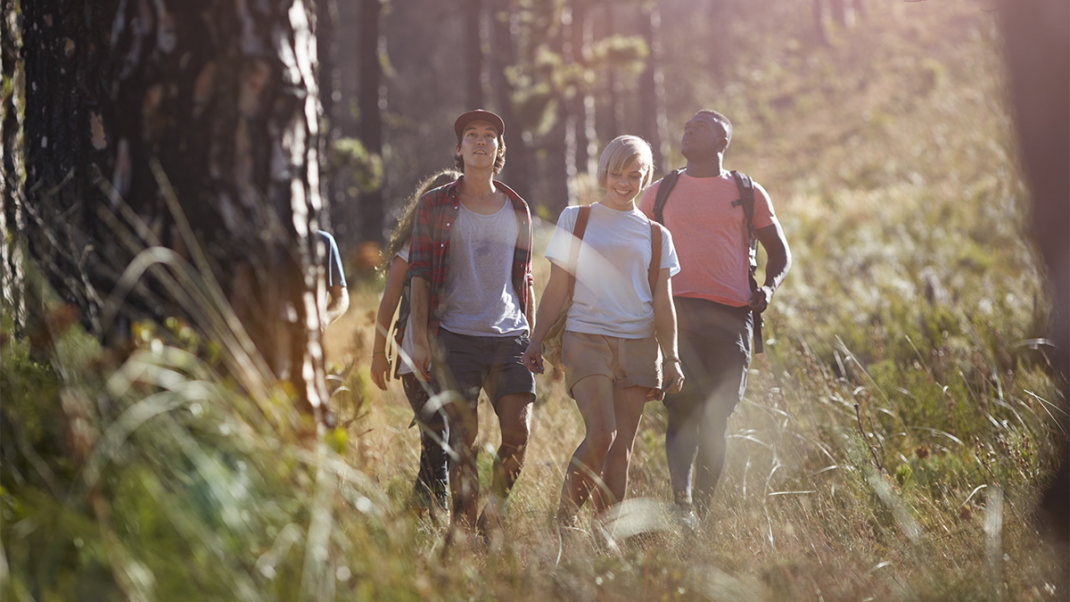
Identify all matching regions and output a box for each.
[406,109,536,541]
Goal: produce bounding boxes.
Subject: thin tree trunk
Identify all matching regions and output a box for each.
[316,0,340,234]
[17,0,329,415]
[466,0,485,110]
[573,0,596,177]
[638,3,668,173]
[489,0,530,200]
[358,0,385,246]
[603,4,623,140]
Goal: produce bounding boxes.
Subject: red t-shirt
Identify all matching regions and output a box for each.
[639,171,776,307]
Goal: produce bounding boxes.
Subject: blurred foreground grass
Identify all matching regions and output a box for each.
[3,1,1067,600]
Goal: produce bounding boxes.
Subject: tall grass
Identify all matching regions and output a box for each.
[3,1,1067,601]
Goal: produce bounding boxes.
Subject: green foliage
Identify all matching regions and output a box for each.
[332,137,384,193]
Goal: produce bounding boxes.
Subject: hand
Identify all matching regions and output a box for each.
[664,361,685,394]
[411,340,432,381]
[370,353,390,391]
[649,360,685,401]
[748,286,772,312]
[521,340,545,374]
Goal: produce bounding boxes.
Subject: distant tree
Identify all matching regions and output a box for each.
[638,2,668,173]
[489,0,532,200]
[8,0,330,416]
[357,0,385,246]
[466,0,485,109]
[315,0,340,233]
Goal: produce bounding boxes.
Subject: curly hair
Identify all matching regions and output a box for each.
[380,168,463,272]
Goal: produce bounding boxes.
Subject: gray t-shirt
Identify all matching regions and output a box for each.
[439,201,529,337]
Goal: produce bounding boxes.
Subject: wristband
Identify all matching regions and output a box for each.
[372,351,386,357]
[664,356,681,363]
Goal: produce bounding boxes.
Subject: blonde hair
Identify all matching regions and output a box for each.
[596,135,654,190]
[380,168,462,272]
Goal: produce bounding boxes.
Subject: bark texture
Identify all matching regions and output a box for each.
[16,0,329,412]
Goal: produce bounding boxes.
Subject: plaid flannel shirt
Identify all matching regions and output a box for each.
[399,177,533,347]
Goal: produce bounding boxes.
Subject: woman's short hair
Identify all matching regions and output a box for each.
[454,137,507,174]
[596,135,654,190]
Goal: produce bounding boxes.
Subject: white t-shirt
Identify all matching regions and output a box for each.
[396,244,416,376]
[545,203,680,338]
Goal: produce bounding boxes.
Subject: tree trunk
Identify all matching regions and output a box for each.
[465,0,485,110]
[602,4,623,141]
[489,0,531,201]
[1,0,25,333]
[572,0,597,178]
[316,0,340,234]
[16,0,329,414]
[638,3,668,173]
[358,0,385,246]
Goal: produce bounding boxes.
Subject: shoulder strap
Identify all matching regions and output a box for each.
[652,168,685,224]
[730,170,756,238]
[566,206,591,298]
[648,220,661,293]
[730,170,766,354]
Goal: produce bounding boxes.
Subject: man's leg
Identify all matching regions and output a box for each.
[665,297,710,508]
[665,398,700,506]
[434,329,486,533]
[446,397,479,530]
[691,312,751,515]
[478,391,533,533]
[692,402,732,515]
[478,334,537,533]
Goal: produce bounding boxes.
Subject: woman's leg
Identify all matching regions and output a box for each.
[403,374,449,510]
[557,375,616,525]
[593,385,649,515]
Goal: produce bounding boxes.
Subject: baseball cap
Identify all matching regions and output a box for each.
[454,109,505,140]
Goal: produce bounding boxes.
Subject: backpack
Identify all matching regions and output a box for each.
[541,205,663,370]
[652,169,765,354]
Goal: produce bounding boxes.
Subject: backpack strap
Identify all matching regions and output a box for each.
[730,170,764,354]
[566,206,591,298]
[648,220,662,293]
[652,168,685,224]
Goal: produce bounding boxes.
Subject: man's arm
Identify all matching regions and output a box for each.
[525,279,536,336]
[750,219,792,311]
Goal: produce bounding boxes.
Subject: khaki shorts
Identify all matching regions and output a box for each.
[561,331,661,397]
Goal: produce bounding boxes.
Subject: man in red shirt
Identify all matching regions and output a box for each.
[639,109,792,520]
[407,110,536,540]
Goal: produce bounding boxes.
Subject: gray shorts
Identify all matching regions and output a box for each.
[433,328,536,408]
[666,296,752,417]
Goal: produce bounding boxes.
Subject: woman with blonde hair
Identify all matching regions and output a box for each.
[522,135,684,538]
[370,168,462,514]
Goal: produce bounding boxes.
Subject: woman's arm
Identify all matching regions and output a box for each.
[370,256,408,391]
[521,262,571,374]
[651,267,684,399]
